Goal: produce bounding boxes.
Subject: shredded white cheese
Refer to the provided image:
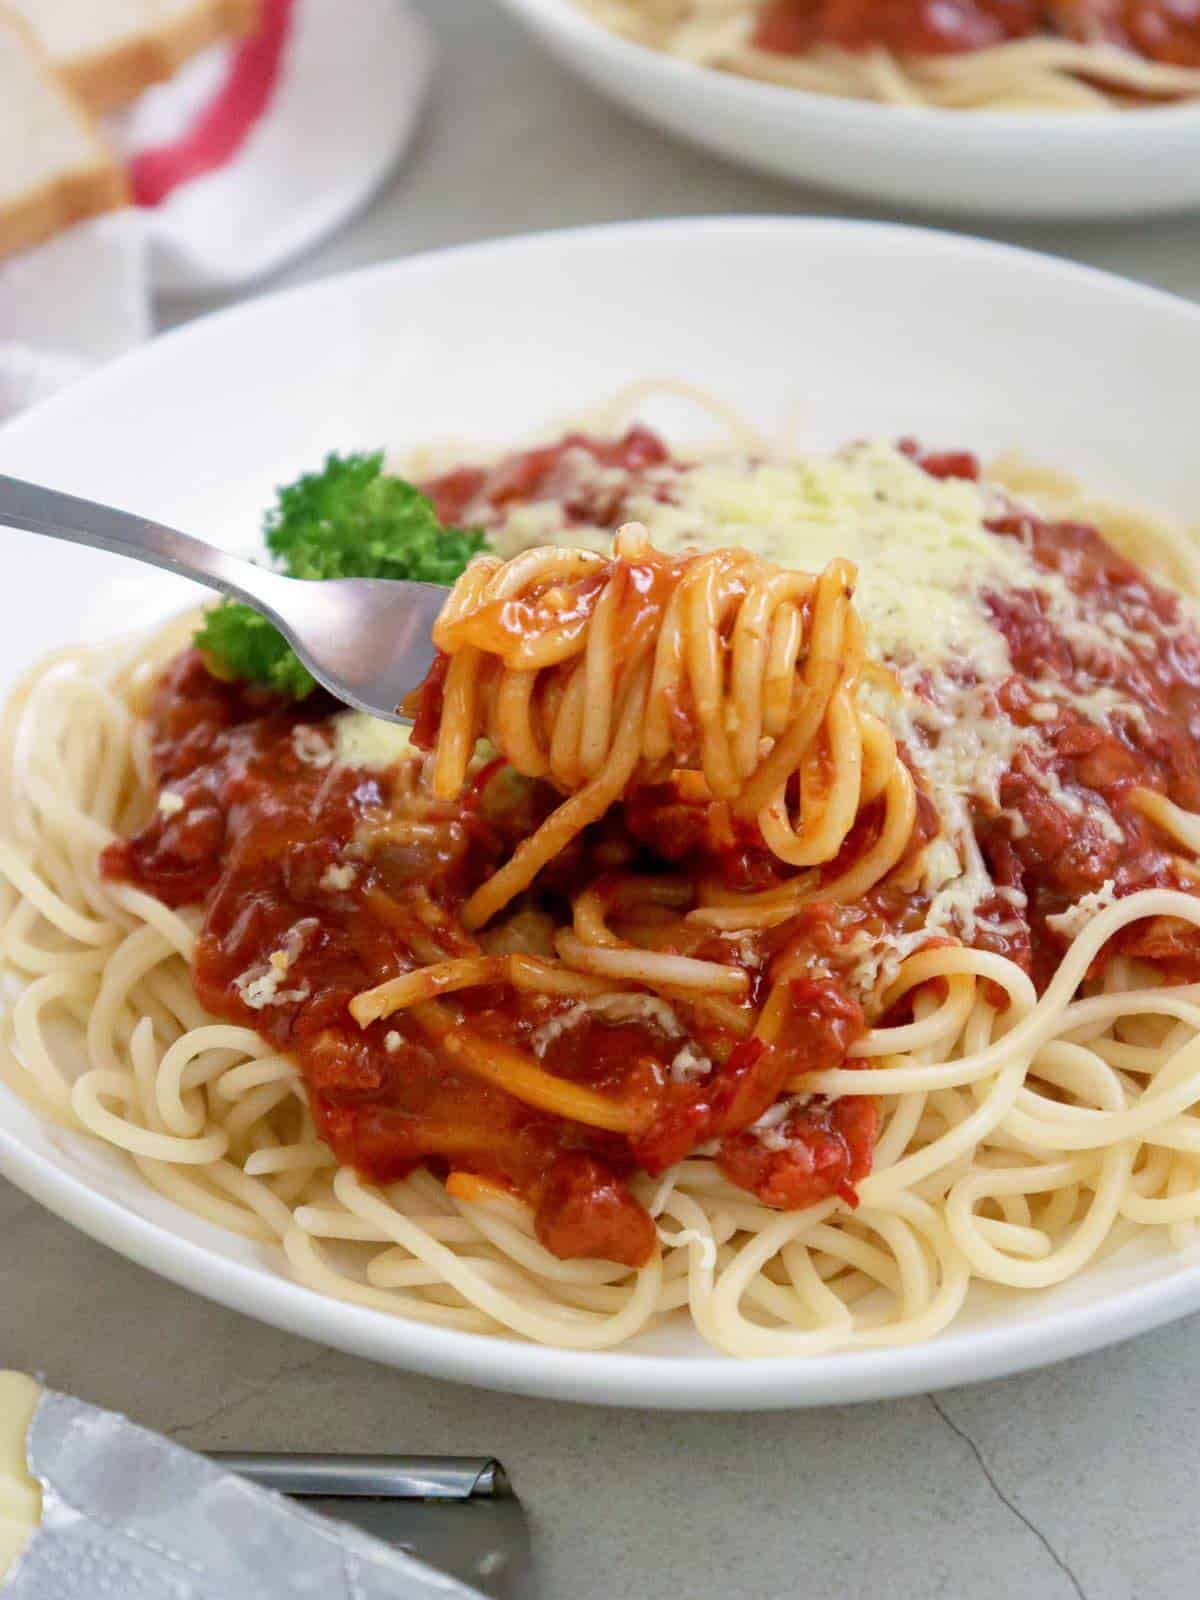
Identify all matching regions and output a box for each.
[1027,678,1149,734]
[668,1042,712,1084]
[1019,750,1126,845]
[487,500,570,558]
[631,444,1032,675]
[332,712,414,769]
[1046,879,1119,940]
[584,993,683,1034]
[482,437,1166,965]
[233,919,318,1011]
[157,791,184,817]
[529,992,685,1058]
[747,1095,816,1153]
[292,726,334,768]
[529,1003,588,1058]
[235,970,311,1011]
[319,862,357,893]
[721,934,763,969]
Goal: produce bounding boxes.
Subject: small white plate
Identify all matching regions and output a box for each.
[495,0,1200,220]
[1,218,1200,1407]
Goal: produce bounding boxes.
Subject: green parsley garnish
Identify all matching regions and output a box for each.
[194,452,485,697]
[193,601,320,699]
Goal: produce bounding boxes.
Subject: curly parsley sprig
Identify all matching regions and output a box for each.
[194,452,484,697]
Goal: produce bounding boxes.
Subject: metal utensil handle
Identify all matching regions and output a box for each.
[0,473,285,611]
[211,1452,509,1500]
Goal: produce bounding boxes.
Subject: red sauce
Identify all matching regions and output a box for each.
[753,0,1041,57]
[718,1095,877,1211]
[423,425,672,530]
[464,430,1200,1006]
[104,645,873,1268]
[898,439,982,481]
[624,770,944,988]
[103,427,1200,1266]
[979,511,1200,983]
[441,553,686,674]
[536,1153,657,1263]
[750,0,1199,63]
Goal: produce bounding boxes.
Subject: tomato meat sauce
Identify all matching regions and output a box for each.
[102,642,875,1272]
[101,428,1200,1272]
[979,509,1200,985]
[751,0,1199,65]
[754,0,1040,56]
[423,425,672,531]
[900,449,1200,986]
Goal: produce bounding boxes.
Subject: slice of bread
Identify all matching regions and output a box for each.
[0,5,128,261]
[12,0,262,113]
[0,1372,42,1581]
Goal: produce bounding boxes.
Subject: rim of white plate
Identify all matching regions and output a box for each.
[2,217,1200,1408]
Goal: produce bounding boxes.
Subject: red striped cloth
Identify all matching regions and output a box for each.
[130,0,294,208]
[0,0,431,418]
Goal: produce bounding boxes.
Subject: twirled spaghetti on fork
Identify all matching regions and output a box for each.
[411,528,914,932]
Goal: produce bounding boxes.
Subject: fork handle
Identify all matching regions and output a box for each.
[210,1453,509,1499]
[0,473,287,612]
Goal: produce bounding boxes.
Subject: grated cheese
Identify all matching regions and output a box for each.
[529,992,685,1059]
[487,500,572,559]
[292,726,333,768]
[157,791,184,817]
[584,993,683,1034]
[721,933,763,969]
[1018,750,1125,845]
[747,1094,817,1153]
[332,712,414,770]
[235,970,311,1011]
[843,924,937,1005]
[626,442,1032,679]
[233,919,318,1011]
[482,438,1162,967]
[1027,677,1149,735]
[529,1003,588,1058]
[1046,879,1118,940]
[668,1042,712,1084]
[319,862,357,893]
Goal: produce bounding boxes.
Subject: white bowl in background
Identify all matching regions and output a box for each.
[494,0,1200,220]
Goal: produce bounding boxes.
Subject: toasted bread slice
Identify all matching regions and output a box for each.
[0,5,128,261]
[12,0,262,113]
[0,1372,41,1581]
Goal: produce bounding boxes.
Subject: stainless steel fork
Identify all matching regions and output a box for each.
[0,474,449,721]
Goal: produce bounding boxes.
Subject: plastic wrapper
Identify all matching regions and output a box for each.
[5,1386,488,1598]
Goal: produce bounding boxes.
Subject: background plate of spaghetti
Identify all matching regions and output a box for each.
[492,0,1200,218]
[2,217,1200,1408]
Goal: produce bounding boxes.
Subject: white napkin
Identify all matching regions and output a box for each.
[0,0,432,421]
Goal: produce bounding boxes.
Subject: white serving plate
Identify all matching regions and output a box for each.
[2,218,1200,1407]
[494,0,1200,220]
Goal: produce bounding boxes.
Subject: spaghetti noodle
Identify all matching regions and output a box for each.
[5,416,1200,1358]
[411,530,912,931]
[574,0,1200,111]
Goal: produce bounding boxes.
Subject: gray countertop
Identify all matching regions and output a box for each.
[7,4,1200,1597]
